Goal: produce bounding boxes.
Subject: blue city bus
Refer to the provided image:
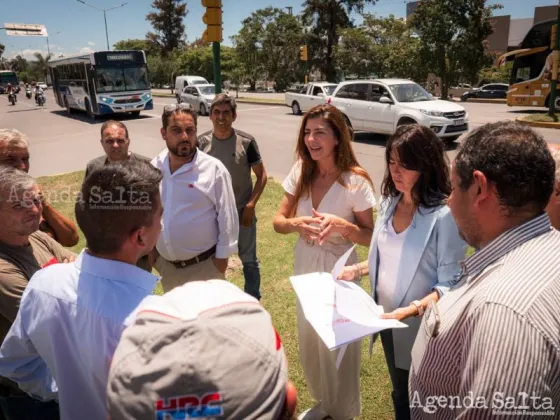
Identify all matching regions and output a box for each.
[0,70,19,94]
[47,50,153,118]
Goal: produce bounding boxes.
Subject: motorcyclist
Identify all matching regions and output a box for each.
[35,84,44,105]
[6,83,16,103]
[25,83,32,98]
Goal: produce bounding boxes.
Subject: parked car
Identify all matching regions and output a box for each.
[174,75,210,103]
[327,78,469,143]
[460,83,509,101]
[285,82,338,115]
[179,84,215,116]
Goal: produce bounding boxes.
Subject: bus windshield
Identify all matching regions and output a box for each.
[0,72,18,87]
[95,65,149,93]
[511,50,548,84]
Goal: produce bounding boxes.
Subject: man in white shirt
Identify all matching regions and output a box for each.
[151,103,239,292]
[0,160,163,420]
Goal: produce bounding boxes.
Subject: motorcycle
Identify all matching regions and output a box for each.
[8,93,16,106]
[36,93,45,107]
[26,88,32,99]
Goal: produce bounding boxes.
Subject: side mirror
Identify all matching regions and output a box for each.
[379,96,393,104]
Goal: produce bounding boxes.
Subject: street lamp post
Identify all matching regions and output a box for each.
[46,31,63,56]
[76,0,128,50]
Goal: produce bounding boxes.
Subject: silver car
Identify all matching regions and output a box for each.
[179,84,215,116]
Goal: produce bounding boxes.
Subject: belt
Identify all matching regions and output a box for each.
[168,245,216,269]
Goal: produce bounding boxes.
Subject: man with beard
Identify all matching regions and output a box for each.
[409,121,560,419]
[151,104,238,292]
[0,166,75,419]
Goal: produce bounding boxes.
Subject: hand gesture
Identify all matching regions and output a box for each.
[312,208,350,245]
[295,216,322,243]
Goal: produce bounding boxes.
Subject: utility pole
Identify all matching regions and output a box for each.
[202,0,223,94]
[76,0,128,50]
[549,2,560,117]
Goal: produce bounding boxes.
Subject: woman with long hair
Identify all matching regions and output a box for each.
[273,104,376,420]
[339,124,467,420]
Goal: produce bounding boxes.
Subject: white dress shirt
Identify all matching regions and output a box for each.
[152,149,239,261]
[0,250,159,420]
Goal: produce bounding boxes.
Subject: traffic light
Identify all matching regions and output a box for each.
[202,0,222,43]
[552,24,558,50]
[299,45,308,61]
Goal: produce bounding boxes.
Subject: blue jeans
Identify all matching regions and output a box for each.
[238,209,261,300]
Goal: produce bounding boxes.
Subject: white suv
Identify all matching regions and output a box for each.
[327,79,469,143]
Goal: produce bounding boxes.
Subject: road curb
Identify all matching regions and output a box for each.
[516,117,560,129]
[153,93,285,107]
[453,98,506,104]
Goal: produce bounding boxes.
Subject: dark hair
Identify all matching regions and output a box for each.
[210,93,237,115]
[381,124,450,208]
[455,120,554,214]
[101,120,129,139]
[162,103,198,129]
[290,104,374,216]
[76,160,163,255]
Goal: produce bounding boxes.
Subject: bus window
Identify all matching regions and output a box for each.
[511,50,548,84]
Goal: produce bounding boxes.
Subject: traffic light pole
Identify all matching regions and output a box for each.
[213,41,221,94]
[549,3,560,118]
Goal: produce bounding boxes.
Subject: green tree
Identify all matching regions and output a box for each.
[0,44,4,60]
[478,62,511,85]
[412,0,502,99]
[31,52,52,82]
[9,55,28,73]
[232,8,303,91]
[113,38,160,56]
[301,0,377,82]
[146,0,188,54]
[335,15,428,82]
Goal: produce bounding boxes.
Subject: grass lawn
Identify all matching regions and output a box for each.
[237,96,285,105]
[519,113,560,123]
[37,171,397,419]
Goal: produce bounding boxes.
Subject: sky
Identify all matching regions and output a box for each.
[0,0,558,61]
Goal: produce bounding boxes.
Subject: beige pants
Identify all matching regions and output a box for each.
[154,256,225,293]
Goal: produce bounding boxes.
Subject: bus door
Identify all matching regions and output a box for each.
[86,64,99,113]
[50,67,63,106]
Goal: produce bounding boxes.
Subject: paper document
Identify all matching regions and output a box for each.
[290,245,407,353]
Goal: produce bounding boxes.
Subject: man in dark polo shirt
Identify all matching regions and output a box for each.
[198,94,268,300]
[85,120,152,272]
[0,166,75,420]
[84,120,149,179]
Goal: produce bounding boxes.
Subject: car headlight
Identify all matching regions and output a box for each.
[420,109,443,117]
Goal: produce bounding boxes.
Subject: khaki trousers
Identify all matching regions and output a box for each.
[155,256,225,293]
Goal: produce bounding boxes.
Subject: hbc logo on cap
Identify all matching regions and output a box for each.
[156,393,223,419]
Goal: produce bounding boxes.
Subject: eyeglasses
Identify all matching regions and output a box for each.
[423,299,441,338]
[103,139,127,146]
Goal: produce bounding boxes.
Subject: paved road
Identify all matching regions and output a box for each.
[1,93,559,195]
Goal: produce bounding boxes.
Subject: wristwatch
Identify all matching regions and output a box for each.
[410,300,424,317]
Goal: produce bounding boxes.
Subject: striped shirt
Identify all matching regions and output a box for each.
[409,213,560,419]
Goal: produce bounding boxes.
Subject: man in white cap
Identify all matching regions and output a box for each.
[107,280,297,420]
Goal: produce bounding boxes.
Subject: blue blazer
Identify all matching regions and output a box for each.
[368,195,467,370]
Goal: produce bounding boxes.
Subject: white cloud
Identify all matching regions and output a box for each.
[87,41,95,46]
[5,48,50,61]
[79,47,95,54]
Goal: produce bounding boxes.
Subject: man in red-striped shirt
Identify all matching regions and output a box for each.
[0,166,75,420]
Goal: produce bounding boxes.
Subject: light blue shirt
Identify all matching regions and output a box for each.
[0,250,158,420]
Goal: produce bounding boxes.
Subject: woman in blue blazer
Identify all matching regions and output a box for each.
[339,124,467,420]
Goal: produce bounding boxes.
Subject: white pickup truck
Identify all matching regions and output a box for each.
[285,82,338,115]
